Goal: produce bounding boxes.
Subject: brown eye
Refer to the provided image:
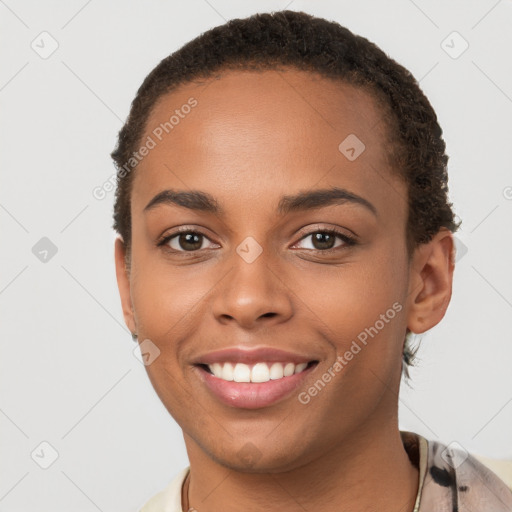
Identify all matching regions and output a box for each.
[174,232,204,251]
[160,230,218,252]
[310,232,337,250]
[294,229,356,252]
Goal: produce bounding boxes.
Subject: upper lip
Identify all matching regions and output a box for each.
[192,347,319,366]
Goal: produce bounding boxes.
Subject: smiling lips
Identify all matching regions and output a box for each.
[193,346,319,408]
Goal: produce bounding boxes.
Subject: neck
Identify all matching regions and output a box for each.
[182,417,419,512]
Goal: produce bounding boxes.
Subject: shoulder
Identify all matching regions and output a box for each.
[419,437,512,512]
[138,467,189,512]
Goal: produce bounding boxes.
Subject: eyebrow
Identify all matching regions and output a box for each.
[143,187,377,217]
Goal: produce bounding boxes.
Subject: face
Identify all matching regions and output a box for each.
[115,69,449,472]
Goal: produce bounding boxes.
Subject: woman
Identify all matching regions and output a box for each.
[111,10,512,512]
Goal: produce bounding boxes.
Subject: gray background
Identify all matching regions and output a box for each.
[1,1,511,511]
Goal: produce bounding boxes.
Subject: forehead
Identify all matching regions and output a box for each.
[132,68,405,221]
[143,68,389,160]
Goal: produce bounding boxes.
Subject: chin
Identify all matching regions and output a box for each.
[207,442,312,474]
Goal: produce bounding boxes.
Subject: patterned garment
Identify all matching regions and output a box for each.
[402,431,512,512]
[140,431,512,512]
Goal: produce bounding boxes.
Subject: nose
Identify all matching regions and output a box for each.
[212,248,294,330]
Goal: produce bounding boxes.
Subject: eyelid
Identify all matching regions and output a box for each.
[293,223,356,240]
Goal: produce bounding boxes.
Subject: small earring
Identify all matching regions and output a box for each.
[131,332,138,341]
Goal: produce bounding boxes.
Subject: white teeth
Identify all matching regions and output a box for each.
[251,362,270,383]
[269,362,284,380]
[211,363,223,378]
[283,362,295,377]
[221,362,234,381]
[206,361,310,383]
[294,362,307,374]
[233,363,251,382]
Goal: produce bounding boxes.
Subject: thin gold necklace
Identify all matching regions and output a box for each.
[182,472,190,511]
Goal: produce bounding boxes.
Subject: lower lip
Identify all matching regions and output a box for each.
[195,364,317,409]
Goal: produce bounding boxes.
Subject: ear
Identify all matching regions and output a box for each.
[114,237,136,335]
[406,228,455,335]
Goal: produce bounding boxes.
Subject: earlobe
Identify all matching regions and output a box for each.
[114,237,136,335]
[406,229,455,335]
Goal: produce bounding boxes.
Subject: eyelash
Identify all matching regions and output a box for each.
[157,226,357,254]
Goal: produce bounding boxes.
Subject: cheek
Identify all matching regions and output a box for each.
[305,259,404,332]
[301,247,407,370]
[127,236,228,379]
[130,260,214,341]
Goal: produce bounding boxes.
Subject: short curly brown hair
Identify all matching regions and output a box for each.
[111,10,460,380]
